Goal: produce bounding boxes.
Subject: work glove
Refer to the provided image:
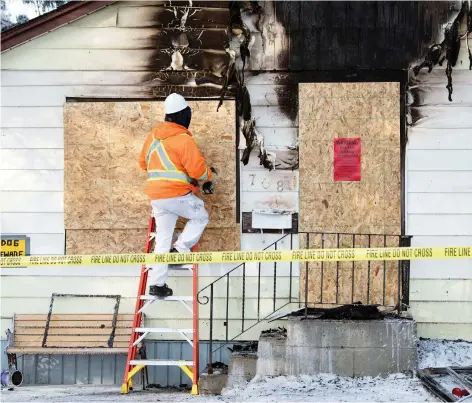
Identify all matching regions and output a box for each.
[202,181,214,194]
[201,167,217,194]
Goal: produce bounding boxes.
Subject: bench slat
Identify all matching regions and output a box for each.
[15,340,130,348]
[16,335,130,343]
[6,347,128,355]
[15,327,132,335]
[15,320,133,328]
[10,314,136,353]
[15,314,134,321]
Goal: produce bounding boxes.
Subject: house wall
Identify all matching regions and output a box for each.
[0,1,299,357]
[406,15,472,340]
[0,338,231,387]
[1,3,471,390]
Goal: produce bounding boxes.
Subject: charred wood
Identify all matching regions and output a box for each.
[413,1,469,102]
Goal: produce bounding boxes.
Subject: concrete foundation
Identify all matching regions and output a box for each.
[256,318,417,379]
[198,373,228,395]
[256,332,287,378]
[226,352,257,388]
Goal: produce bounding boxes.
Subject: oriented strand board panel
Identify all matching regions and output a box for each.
[66,227,240,255]
[64,101,238,253]
[299,233,401,307]
[299,83,401,306]
[299,82,400,234]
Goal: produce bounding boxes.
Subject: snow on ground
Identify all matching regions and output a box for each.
[1,374,435,403]
[2,339,471,402]
[418,338,472,369]
[222,373,435,402]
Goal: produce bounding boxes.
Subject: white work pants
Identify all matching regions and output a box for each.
[148,193,209,286]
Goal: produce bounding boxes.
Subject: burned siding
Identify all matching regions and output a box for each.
[234,1,457,168]
[412,1,471,102]
[271,1,453,71]
[136,2,234,97]
[139,0,463,170]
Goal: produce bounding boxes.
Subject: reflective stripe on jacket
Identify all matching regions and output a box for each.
[139,122,213,200]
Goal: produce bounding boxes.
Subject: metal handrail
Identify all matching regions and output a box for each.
[197,232,291,304]
[197,232,293,373]
[197,231,411,374]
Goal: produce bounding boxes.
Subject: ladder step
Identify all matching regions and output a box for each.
[130,359,193,366]
[169,264,194,270]
[135,328,193,333]
[140,295,193,301]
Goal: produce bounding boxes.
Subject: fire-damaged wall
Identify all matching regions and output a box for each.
[227,1,460,170]
[1,1,472,373]
[405,5,472,341]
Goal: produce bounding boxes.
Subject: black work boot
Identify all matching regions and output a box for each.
[170,247,179,253]
[149,284,173,297]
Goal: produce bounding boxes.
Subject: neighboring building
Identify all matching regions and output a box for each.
[1,0,471,386]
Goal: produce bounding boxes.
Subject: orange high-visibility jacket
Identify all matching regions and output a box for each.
[139,122,213,200]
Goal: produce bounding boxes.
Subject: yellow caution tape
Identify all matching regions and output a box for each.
[0,246,471,268]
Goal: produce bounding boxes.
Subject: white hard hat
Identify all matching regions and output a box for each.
[164,93,189,115]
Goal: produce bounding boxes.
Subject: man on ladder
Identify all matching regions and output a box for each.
[139,93,216,298]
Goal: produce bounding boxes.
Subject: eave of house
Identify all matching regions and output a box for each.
[1,1,115,52]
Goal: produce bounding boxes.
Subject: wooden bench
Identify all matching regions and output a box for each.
[6,314,135,355]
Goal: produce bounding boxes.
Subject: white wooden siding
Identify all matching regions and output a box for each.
[251,106,298,128]
[246,84,292,106]
[11,27,163,50]
[1,213,65,234]
[408,150,472,171]
[0,149,64,170]
[241,192,298,212]
[0,261,297,278]
[1,71,150,86]
[416,324,472,340]
[407,128,472,149]
[240,78,299,239]
[0,275,297,340]
[0,191,63,213]
[410,279,472,301]
[410,107,472,128]
[0,170,63,191]
[410,236,472,279]
[1,128,64,149]
[1,107,63,128]
[240,151,299,171]
[256,127,298,147]
[408,171,472,192]
[408,194,472,214]
[6,1,470,343]
[0,3,298,343]
[408,216,472,236]
[409,302,472,323]
[241,170,299,191]
[0,85,165,107]
[406,27,472,341]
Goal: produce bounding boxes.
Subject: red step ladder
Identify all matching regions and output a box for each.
[120,216,200,395]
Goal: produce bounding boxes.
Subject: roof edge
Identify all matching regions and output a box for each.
[1,1,115,52]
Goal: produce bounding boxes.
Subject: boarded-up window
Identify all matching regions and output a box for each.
[64,101,238,254]
[298,82,401,306]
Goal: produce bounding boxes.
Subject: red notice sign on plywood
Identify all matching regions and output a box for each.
[334,138,361,181]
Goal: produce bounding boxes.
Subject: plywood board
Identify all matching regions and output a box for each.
[299,82,400,234]
[299,233,401,307]
[64,100,238,254]
[66,227,240,255]
[299,82,401,307]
